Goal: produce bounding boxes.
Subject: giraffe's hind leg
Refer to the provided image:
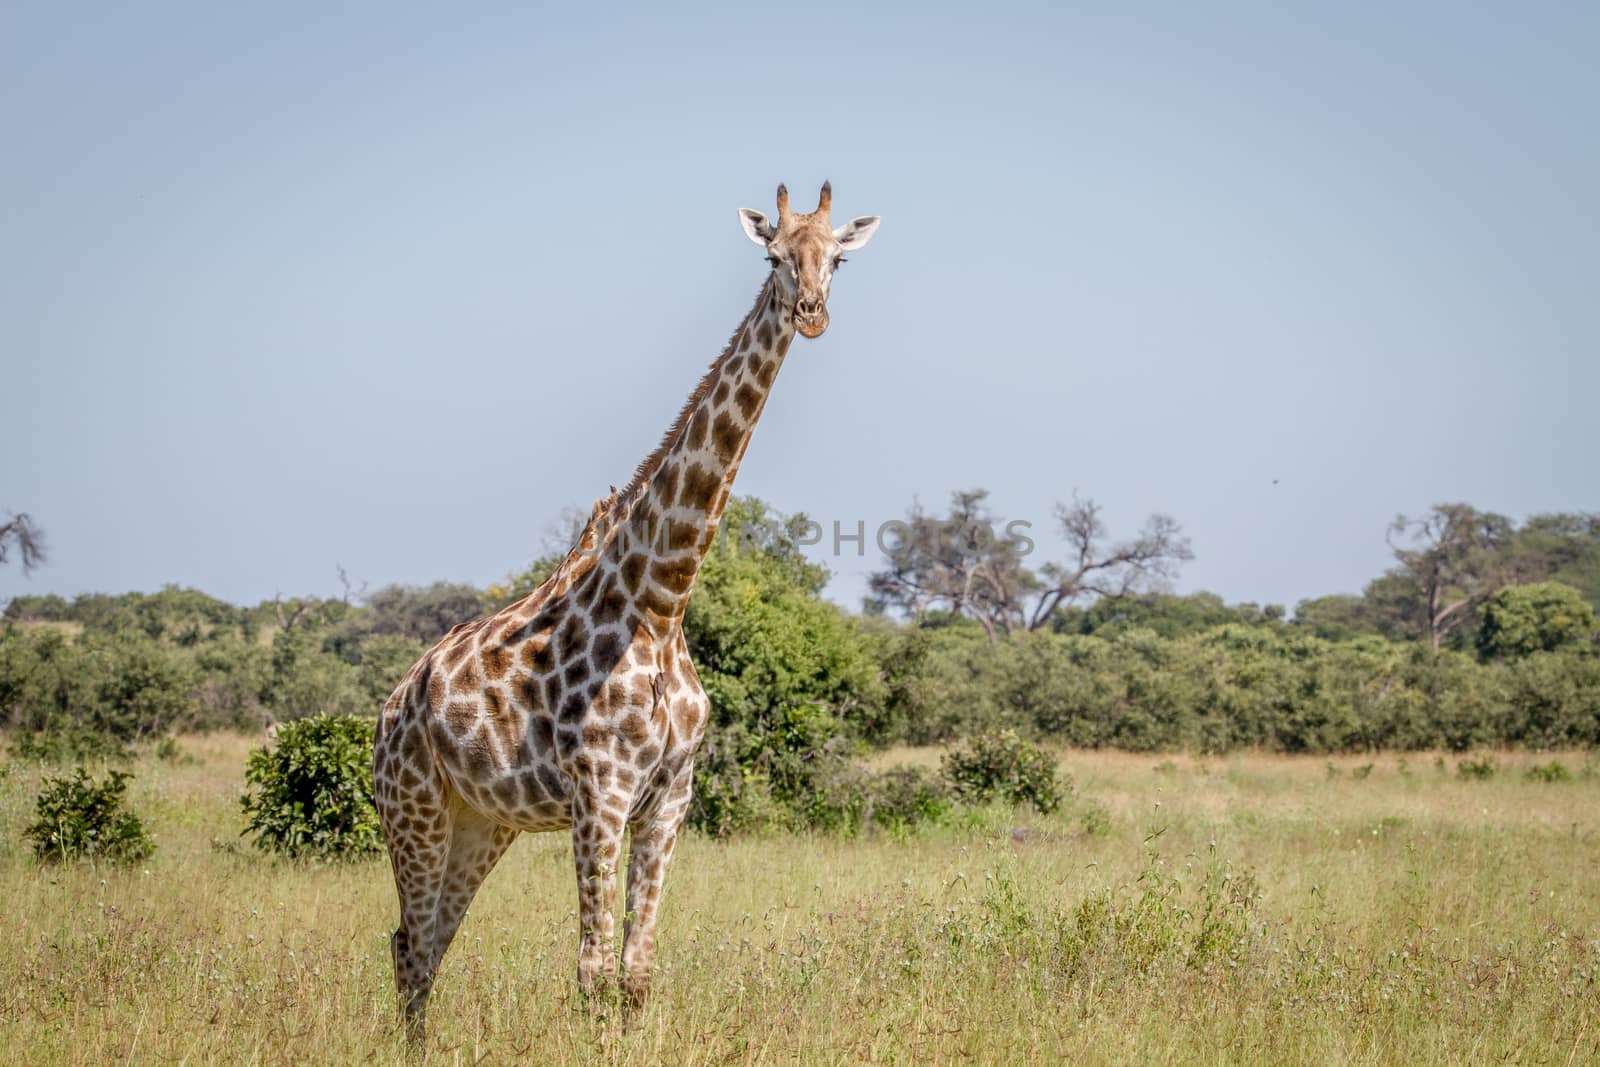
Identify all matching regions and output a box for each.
[374,718,452,1042]
[427,809,519,975]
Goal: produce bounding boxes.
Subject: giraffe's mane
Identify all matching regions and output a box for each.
[544,487,621,591]
[534,274,776,591]
[622,273,776,501]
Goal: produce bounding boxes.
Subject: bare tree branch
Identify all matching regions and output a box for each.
[0,513,47,574]
[869,489,1192,638]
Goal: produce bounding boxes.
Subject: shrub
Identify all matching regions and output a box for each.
[191,637,270,730]
[869,766,954,830]
[10,724,129,763]
[351,583,486,644]
[87,633,198,738]
[1500,651,1600,748]
[943,730,1065,813]
[354,634,429,708]
[0,625,196,744]
[23,768,155,864]
[262,627,365,722]
[1477,582,1596,661]
[1457,757,1497,780]
[1079,801,1113,837]
[240,714,382,859]
[1525,760,1572,783]
[684,497,887,835]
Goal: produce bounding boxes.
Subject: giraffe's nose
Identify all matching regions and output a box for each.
[796,297,823,317]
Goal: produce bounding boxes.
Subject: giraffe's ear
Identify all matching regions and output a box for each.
[833,215,881,251]
[738,208,776,246]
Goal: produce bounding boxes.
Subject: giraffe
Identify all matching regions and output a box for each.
[372,182,880,1039]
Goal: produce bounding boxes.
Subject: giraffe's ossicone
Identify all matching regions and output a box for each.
[372,182,880,1039]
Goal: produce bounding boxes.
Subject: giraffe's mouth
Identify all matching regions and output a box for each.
[795,310,829,339]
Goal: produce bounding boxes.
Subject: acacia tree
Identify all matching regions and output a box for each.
[1506,512,1600,606]
[1,513,46,573]
[867,489,1191,640]
[1026,495,1193,631]
[866,490,1038,641]
[1386,503,1515,649]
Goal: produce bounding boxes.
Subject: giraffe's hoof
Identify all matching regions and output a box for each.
[576,973,625,1022]
[622,973,651,1014]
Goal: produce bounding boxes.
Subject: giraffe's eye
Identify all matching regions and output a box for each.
[766,255,781,267]
[832,257,847,270]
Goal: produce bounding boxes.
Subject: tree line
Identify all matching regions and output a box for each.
[2,494,1597,831]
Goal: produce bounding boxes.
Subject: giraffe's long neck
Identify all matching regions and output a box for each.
[599,274,796,633]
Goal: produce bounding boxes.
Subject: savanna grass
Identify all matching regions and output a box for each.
[1,735,1596,1064]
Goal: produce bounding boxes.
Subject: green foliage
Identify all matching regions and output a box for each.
[685,498,886,835]
[7,492,1599,849]
[91,632,200,738]
[1498,651,1600,747]
[0,625,197,744]
[871,619,1600,754]
[1290,594,1386,641]
[23,768,155,864]
[190,636,270,730]
[1524,760,1571,783]
[1057,592,1284,639]
[942,730,1065,813]
[11,724,130,763]
[263,626,364,722]
[1457,757,1497,780]
[869,766,954,830]
[353,634,429,707]
[6,586,252,643]
[1079,801,1113,837]
[1332,508,1600,649]
[1477,582,1596,661]
[344,583,485,645]
[1507,513,1600,608]
[240,715,382,860]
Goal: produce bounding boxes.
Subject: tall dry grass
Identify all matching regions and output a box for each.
[1,735,1596,1064]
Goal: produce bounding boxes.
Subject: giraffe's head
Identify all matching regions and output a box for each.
[738,182,880,339]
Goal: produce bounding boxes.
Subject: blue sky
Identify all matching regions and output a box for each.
[3,2,1596,612]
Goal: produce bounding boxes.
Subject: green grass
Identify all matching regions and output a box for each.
[2,736,1597,1064]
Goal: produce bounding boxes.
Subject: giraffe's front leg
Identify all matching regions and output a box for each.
[571,764,626,999]
[621,764,693,1012]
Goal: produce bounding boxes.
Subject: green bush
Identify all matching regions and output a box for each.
[240,714,382,859]
[871,616,1600,755]
[1079,801,1113,837]
[0,625,197,744]
[869,766,953,830]
[943,730,1065,813]
[1525,760,1572,783]
[691,746,956,839]
[262,628,365,722]
[23,768,155,864]
[10,724,130,763]
[685,498,887,835]
[191,636,270,730]
[1477,582,1596,661]
[1500,651,1600,748]
[1457,757,1497,780]
[354,634,429,708]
